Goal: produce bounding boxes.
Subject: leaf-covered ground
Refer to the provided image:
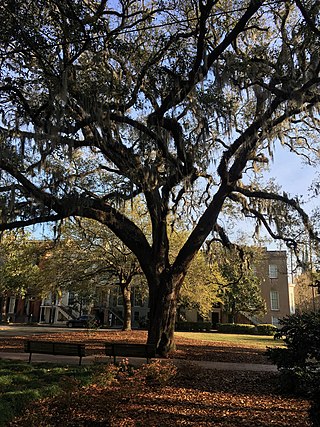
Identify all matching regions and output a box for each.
[8,362,311,427]
[0,330,314,426]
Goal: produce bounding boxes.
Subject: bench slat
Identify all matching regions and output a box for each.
[53,342,85,356]
[25,341,54,354]
[105,342,156,363]
[24,340,85,365]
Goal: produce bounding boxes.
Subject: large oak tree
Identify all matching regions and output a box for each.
[0,0,320,354]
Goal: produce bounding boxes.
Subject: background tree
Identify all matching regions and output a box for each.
[0,1,320,354]
[0,231,42,320]
[215,245,266,323]
[170,231,224,320]
[36,236,98,318]
[179,250,224,321]
[39,218,145,330]
[294,272,317,312]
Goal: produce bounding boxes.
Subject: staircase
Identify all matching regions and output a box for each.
[240,311,262,326]
[108,308,124,326]
[58,303,79,320]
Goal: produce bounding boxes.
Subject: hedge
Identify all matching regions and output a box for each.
[217,323,278,335]
[217,323,256,334]
[255,324,278,336]
[175,321,212,332]
[175,322,277,334]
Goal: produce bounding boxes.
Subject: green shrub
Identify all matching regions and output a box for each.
[275,366,320,398]
[216,323,256,334]
[266,311,320,369]
[265,347,298,369]
[175,321,211,332]
[266,311,320,399]
[256,324,278,336]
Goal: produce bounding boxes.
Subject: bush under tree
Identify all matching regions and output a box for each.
[266,311,320,398]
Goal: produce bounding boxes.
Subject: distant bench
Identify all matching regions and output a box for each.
[105,342,156,364]
[24,340,86,365]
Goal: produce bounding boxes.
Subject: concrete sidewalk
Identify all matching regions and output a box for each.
[0,351,277,372]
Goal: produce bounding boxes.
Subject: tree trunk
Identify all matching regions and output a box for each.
[147,273,182,357]
[121,284,132,331]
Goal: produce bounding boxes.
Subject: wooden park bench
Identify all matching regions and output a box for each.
[105,342,156,364]
[24,340,86,365]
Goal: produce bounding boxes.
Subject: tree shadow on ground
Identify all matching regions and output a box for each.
[8,370,311,427]
[172,343,269,364]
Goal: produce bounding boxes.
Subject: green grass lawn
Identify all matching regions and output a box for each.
[176,332,284,349]
[0,359,102,427]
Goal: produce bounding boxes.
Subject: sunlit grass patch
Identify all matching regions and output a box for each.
[175,332,284,349]
[0,359,101,427]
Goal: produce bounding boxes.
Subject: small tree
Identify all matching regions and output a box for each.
[216,246,266,323]
[39,218,146,330]
[169,230,224,321]
[178,250,224,321]
[294,272,318,312]
[0,231,42,320]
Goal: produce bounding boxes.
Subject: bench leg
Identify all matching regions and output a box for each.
[28,352,32,364]
[79,356,82,366]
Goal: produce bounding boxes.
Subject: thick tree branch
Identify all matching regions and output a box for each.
[0,215,64,231]
[233,186,319,243]
[156,0,264,116]
[294,0,320,37]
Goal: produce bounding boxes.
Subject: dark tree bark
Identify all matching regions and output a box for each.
[147,273,183,356]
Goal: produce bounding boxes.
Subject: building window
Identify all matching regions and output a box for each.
[8,297,16,314]
[68,292,75,306]
[271,316,279,326]
[134,311,140,321]
[116,293,123,306]
[269,264,278,279]
[289,287,295,314]
[270,290,280,310]
[133,288,144,307]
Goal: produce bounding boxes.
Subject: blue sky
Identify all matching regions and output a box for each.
[27,140,318,242]
[265,147,318,214]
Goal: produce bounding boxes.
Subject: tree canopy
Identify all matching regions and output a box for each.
[39,218,145,329]
[0,0,320,354]
[0,231,42,296]
[216,245,266,322]
[170,231,224,319]
[179,250,223,320]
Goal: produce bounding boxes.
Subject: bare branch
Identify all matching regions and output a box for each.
[233,186,319,243]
